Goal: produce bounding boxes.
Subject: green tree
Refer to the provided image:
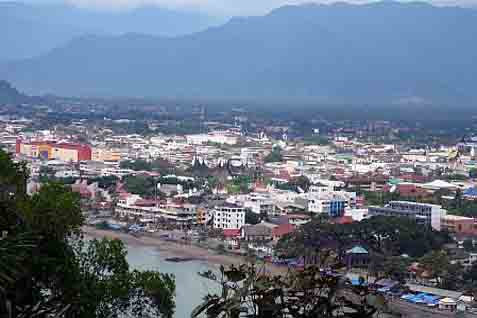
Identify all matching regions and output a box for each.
[470,168,477,178]
[452,188,464,209]
[124,175,156,197]
[90,175,119,189]
[120,159,152,171]
[193,264,389,318]
[264,147,283,163]
[0,149,175,318]
[419,250,454,288]
[464,239,474,252]
[464,262,477,286]
[245,210,261,225]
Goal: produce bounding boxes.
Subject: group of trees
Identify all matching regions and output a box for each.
[120,159,174,175]
[226,176,252,194]
[123,175,158,197]
[264,147,283,163]
[274,215,477,292]
[445,189,477,217]
[276,216,450,271]
[0,150,176,318]
[193,264,392,318]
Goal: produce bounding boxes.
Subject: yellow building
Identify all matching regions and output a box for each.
[196,207,208,225]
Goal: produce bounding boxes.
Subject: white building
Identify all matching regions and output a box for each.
[369,201,446,231]
[116,195,197,224]
[212,204,246,230]
[228,192,276,216]
[299,192,346,217]
[309,186,357,208]
[344,208,369,222]
[186,131,238,145]
[54,170,80,179]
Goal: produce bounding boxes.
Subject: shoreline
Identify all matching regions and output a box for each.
[83,226,249,267]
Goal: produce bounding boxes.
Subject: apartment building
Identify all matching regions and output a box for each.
[298,192,346,217]
[212,203,246,230]
[369,201,446,231]
[441,215,477,236]
[116,195,197,225]
[92,148,121,162]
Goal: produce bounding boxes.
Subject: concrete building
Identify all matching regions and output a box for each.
[92,148,121,162]
[298,192,346,217]
[212,203,245,230]
[229,192,276,217]
[369,201,447,231]
[16,139,91,162]
[441,214,477,235]
[116,195,197,225]
[186,131,238,145]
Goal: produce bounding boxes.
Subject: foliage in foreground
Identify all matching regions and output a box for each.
[193,264,391,318]
[0,149,175,318]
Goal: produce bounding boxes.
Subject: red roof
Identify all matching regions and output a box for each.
[223,229,241,238]
[333,216,354,225]
[272,224,296,237]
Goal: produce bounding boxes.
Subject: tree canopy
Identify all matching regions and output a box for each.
[0,149,175,318]
[193,264,391,318]
[276,216,450,261]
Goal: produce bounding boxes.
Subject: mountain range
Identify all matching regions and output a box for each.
[0,80,31,104]
[2,1,477,104]
[0,1,223,60]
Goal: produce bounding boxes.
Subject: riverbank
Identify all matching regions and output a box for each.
[84,226,256,268]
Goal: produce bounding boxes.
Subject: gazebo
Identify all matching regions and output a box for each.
[438,297,457,311]
[345,245,369,269]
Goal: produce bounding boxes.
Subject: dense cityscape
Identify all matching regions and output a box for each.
[2,82,477,317]
[2,0,477,317]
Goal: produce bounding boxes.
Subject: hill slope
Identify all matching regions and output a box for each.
[0,80,30,104]
[0,2,222,60]
[2,1,477,103]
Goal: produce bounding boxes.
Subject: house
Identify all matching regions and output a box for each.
[223,229,241,248]
[441,214,477,236]
[241,224,273,242]
[272,223,296,242]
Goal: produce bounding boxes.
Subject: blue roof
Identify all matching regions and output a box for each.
[346,246,369,254]
[403,293,441,305]
[464,187,477,196]
[350,278,368,286]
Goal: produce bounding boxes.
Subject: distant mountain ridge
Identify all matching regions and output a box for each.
[0,80,30,104]
[0,1,223,60]
[2,1,477,104]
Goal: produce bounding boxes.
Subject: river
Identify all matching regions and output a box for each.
[126,244,219,318]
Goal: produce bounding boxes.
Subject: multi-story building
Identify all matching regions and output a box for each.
[230,192,276,217]
[298,192,346,217]
[116,195,197,225]
[441,214,477,236]
[309,186,357,208]
[369,201,446,231]
[212,203,245,230]
[16,139,91,162]
[92,148,121,162]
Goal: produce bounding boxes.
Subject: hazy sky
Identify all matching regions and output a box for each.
[5,0,477,15]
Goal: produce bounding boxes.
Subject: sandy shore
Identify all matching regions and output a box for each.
[83,226,289,275]
[83,226,249,267]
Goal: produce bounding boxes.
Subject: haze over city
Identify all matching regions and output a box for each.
[2,0,477,318]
